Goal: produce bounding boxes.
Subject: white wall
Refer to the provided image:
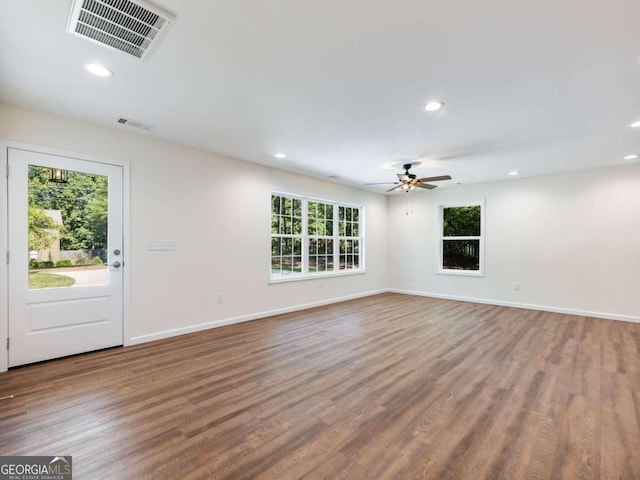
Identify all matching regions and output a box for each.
[0,103,389,352]
[388,164,640,321]
[2,101,638,375]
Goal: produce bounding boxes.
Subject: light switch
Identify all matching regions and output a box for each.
[163,240,176,251]
[147,240,164,251]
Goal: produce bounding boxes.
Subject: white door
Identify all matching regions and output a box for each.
[7,148,124,367]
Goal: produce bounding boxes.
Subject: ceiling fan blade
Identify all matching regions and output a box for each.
[416,175,452,182]
[387,185,404,192]
[415,183,437,190]
[365,182,399,185]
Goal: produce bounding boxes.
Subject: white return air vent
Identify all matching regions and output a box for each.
[67,0,175,60]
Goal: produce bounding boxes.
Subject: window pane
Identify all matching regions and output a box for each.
[293,199,302,217]
[271,257,281,273]
[443,206,481,237]
[282,238,292,255]
[293,238,302,255]
[442,240,480,270]
[282,258,292,272]
[28,166,109,289]
[271,238,280,256]
[353,209,359,222]
[318,220,326,236]
[293,256,302,272]
[293,217,302,235]
[340,239,353,254]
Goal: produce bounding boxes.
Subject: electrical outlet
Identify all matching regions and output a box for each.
[409,274,415,283]
[514,282,520,291]
[216,293,223,304]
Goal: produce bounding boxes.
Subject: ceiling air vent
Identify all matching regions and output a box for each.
[67,0,175,61]
[116,117,155,130]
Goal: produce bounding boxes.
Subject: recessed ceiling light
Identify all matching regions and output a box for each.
[83,63,113,77]
[424,101,444,112]
[508,171,519,176]
[624,154,638,160]
[630,121,640,128]
[274,153,287,159]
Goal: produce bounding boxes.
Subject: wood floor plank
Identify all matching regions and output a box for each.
[1,292,639,479]
[600,425,640,480]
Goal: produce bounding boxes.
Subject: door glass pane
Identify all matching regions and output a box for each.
[28,165,109,289]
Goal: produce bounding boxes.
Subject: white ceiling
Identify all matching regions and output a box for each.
[1,0,639,192]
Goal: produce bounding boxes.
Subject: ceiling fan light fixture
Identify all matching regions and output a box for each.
[425,101,445,112]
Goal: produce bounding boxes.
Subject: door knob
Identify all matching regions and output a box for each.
[109,261,122,268]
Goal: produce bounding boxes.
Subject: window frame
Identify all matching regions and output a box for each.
[436,200,485,277]
[270,192,365,283]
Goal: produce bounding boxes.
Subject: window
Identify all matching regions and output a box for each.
[339,206,360,270]
[438,203,484,276]
[308,200,334,273]
[271,195,303,276]
[271,193,363,280]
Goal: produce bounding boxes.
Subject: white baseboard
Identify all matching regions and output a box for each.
[128,289,389,345]
[130,287,639,346]
[389,288,640,324]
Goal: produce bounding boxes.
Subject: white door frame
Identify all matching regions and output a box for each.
[0,141,131,373]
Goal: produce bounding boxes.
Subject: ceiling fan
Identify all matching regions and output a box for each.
[366,163,452,192]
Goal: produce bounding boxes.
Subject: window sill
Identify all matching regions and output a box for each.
[437,269,484,277]
[269,269,366,284]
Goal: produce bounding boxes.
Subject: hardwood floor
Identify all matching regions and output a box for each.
[1,293,639,479]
